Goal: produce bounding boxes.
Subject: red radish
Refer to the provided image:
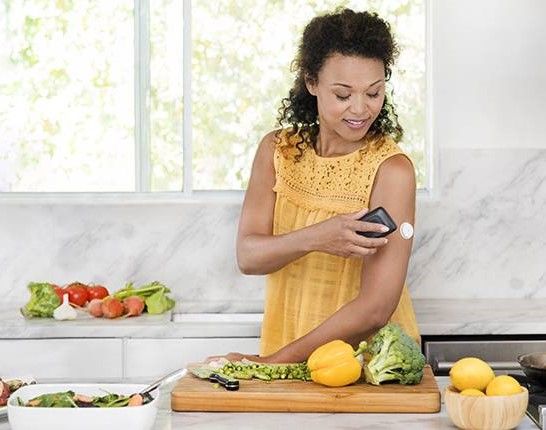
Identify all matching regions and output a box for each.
[88,299,104,317]
[0,380,9,406]
[101,297,125,319]
[123,296,145,317]
[128,394,143,406]
[74,394,94,403]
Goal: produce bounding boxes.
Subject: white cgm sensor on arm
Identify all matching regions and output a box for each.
[400,222,414,240]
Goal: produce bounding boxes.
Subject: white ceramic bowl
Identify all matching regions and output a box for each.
[8,383,159,430]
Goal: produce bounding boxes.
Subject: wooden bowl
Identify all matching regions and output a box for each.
[444,385,528,430]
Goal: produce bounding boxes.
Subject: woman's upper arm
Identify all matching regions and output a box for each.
[237,131,278,241]
[357,154,416,322]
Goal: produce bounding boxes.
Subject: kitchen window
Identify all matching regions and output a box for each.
[0,0,430,195]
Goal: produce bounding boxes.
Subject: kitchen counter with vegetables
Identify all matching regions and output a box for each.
[0,377,537,430]
[20,281,175,320]
[2,323,539,429]
[2,298,546,339]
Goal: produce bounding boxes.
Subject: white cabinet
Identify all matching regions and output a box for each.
[124,338,260,379]
[2,337,261,381]
[0,339,123,380]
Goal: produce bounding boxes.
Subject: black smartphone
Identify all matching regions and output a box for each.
[356,206,397,238]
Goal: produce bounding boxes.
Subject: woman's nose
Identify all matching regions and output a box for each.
[349,95,368,116]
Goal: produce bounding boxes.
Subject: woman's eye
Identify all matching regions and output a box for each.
[368,93,380,99]
[335,94,350,101]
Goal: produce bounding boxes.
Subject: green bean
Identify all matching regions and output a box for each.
[217,361,311,382]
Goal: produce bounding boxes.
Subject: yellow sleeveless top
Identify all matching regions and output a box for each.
[260,132,420,356]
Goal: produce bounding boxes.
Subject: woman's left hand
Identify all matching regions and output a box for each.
[205,352,274,363]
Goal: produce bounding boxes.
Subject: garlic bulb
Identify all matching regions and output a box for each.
[53,293,77,320]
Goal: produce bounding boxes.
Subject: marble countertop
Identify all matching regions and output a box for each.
[0,377,537,429]
[2,299,546,339]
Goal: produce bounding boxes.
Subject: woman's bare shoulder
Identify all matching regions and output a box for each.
[374,153,416,195]
[379,154,415,180]
[257,129,281,155]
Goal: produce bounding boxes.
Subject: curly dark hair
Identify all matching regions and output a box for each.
[276,8,403,158]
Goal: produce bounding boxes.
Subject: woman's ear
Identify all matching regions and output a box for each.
[304,75,317,96]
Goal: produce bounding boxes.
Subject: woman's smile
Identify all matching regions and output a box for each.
[343,118,369,130]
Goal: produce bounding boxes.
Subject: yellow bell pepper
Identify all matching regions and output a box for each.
[307,340,367,387]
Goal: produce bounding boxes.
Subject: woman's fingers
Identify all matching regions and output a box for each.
[205,352,253,363]
[347,244,378,257]
[350,207,369,219]
[352,234,388,249]
[351,219,391,235]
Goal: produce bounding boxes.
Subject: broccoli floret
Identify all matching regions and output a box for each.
[363,323,426,385]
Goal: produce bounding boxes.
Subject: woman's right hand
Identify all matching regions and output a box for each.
[309,208,390,258]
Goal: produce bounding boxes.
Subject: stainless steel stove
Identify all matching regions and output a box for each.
[422,337,546,430]
[510,374,546,429]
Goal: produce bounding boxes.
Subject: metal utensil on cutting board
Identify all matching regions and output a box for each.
[139,367,188,402]
[190,366,239,391]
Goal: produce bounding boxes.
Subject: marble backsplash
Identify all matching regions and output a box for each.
[0,148,544,311]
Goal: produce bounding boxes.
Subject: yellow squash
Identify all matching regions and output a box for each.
[307,340,367,387]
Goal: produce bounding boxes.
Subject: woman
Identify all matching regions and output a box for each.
[220,8,418,363]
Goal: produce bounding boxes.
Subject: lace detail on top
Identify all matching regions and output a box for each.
[273,133,404,213]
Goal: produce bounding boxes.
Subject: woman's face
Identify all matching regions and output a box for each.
[306,54,386,143]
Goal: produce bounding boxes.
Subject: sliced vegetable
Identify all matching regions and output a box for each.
[21,282,61,318]
[91,393,134,408]
[128,394,143,406]
[1,378,34,406]
[216,361,312,381]
[0,380,9,406]
[27,391,78,408]
[19,390,151,408]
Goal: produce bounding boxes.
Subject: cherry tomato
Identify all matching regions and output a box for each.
[52,284,64,303]
[87,285,109,301]
[64,282,89,307]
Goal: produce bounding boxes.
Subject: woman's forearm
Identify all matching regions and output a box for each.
[266,297,386,363]
[237,210,388,275]
[237,226,314,275]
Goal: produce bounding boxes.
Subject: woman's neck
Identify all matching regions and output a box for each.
[315,130,367,157]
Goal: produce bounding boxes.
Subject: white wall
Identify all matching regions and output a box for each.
[434,0,546,149]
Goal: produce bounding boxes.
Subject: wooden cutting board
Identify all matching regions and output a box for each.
[171,365,440,413]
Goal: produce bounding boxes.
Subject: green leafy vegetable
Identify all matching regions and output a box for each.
[21,282,61,318]
[145,289,175,314]
[25,391,78,408]
[19,391,150,408]
[92,393,131,408]
[113,281,175,314]
[363,323,426,385]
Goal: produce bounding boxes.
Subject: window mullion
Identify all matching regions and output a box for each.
[134,0,151,192]
[425,0,435,195]
[182,0,192,195]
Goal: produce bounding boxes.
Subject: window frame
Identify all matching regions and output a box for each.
[0,0,435,203]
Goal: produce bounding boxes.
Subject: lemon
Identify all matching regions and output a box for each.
[460,388,486,396]
[486,375,522,396]
[449,357,495,391]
